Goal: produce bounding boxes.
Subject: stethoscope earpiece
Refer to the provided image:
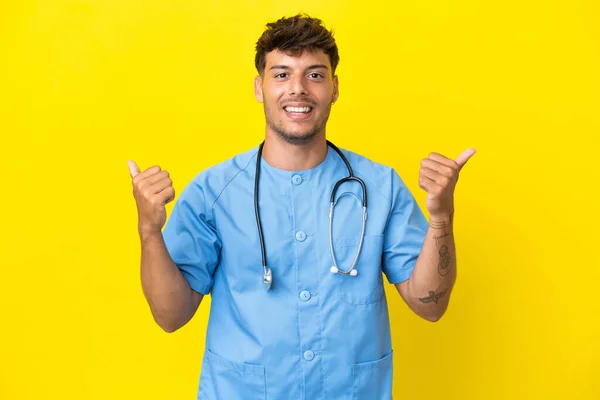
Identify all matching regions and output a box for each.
[330,266,359,276]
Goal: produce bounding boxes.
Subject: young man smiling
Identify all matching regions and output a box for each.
[128,14,475,400]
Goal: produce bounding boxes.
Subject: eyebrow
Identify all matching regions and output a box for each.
[269,64,329,71]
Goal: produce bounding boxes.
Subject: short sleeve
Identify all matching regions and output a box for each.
[382,169,428,284]
[162,178,221,295]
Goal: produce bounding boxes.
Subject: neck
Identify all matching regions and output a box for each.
[261,132,328,171]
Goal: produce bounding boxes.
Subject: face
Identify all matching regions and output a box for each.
[254,49,339,145]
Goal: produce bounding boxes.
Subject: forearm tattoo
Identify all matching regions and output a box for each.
[429,211,453,230]
[438,245,451,276]
[430,212,454,275]
[418,288,448,304]
[431,213,451,245]
[433,231,449,246]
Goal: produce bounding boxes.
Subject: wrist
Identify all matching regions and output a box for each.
[138,226,163,242]
[429,211,454,227]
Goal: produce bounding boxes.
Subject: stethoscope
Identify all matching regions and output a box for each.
[255,140,368,290]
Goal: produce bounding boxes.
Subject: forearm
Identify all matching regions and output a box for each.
[140,231,200,332]
[406,213,456,321]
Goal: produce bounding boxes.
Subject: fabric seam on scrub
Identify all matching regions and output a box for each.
[353,168,393,203]
[207,149,258,287]
[199,149,258,294]
[353,167,412,287]
[353,165,397,235]
[210,149,259,210]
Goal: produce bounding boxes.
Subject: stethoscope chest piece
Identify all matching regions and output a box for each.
[263,267,272,290]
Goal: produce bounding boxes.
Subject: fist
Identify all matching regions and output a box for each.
[128,160,175,236]
[418,148,475,219]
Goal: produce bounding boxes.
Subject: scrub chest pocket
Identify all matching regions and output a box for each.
[333,234,385,305]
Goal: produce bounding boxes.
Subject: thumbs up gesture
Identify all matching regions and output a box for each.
[128,161,175,237]
[418,149,476,219]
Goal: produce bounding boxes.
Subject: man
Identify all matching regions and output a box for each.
[128,14,474,400]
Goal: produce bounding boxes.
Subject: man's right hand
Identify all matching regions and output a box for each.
[128,160,175,237]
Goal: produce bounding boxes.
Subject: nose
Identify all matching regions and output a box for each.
[289,75,308,96]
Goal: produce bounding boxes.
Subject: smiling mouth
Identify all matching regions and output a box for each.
[284,106,313,114]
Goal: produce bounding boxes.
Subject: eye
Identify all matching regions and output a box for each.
[309,72,324,79]
[275,73,288,79]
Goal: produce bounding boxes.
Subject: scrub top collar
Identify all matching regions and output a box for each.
[258,143,336,182]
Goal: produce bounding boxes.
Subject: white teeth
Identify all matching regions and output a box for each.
[285,106,311,113]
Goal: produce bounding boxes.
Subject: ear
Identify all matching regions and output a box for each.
[332,75,339,104]
[254,75,264,103]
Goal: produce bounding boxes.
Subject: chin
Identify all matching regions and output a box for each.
[275,129,320,146]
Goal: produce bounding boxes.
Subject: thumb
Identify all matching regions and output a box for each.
[456,148,476,171]
[128,160,141,178]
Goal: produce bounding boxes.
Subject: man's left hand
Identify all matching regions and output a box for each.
[418,148,476,220]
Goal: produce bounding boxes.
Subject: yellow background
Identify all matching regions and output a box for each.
[1,0,599,399]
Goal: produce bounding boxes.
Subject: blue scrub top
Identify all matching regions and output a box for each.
[162,144,428,400]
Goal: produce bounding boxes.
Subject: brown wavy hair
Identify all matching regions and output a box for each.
[254,14,340,76]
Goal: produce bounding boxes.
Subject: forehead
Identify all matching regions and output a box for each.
[264,48,331,70]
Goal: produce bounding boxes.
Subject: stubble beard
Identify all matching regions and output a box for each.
[264,102,331,146]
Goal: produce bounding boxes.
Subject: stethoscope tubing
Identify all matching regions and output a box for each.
[255,140,367,289]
